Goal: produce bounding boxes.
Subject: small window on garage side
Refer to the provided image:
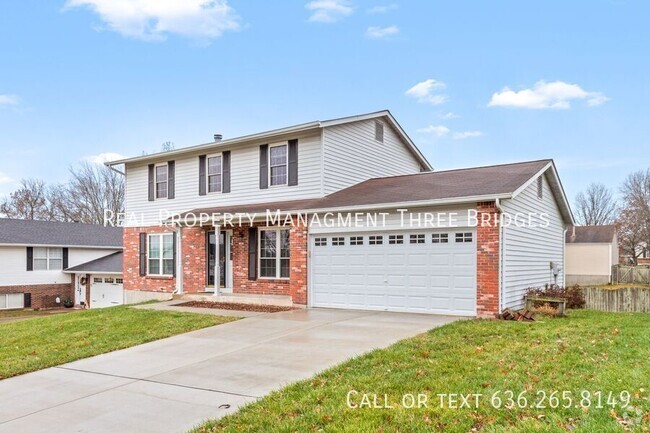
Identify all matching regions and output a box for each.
[332,237,345,246]
[368,235,383,245]
[350,236,364,245]
[455,232,473,243]
[537,176,543,199]
[388,234,404,245]
[315,237,327,247]
[375,121,384,143]
[410,234,425,244]
[432,233,449,244]
[93,277,103,283]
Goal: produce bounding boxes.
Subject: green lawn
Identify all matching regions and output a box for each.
[0,306,238,379]
[194,310,649,433]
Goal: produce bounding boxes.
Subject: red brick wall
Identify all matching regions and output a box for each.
[0,283,73,309]
[123,227,176,293]
[182,227,207,293]
[231,220,308,305]
[476,201,501,317]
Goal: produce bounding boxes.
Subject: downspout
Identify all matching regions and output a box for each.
[563,226,568,287]
[495,198,505,312]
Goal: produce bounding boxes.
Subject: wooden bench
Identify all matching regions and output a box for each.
[525,296,567,316]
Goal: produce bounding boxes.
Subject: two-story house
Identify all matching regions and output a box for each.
[109,110,574,317]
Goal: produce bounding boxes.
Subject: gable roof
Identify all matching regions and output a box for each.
[64,251,123,274]
[177,159,573,224]
[0,218,123,248]
[106,110,432,171]
[566,225,617,243]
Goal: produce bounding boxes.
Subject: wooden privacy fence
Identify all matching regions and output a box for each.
[582,287,650,313]
[611,265,650,285]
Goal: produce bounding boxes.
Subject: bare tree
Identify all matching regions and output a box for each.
[0,179,49,220]
[64,162,125,225]
[618,169,650,264]
[574,183,618,225]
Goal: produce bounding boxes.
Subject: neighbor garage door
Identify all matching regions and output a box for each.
[90,275,124,309]
[310,230,476,315]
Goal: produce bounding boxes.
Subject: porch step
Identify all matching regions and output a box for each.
[176,292,293,307]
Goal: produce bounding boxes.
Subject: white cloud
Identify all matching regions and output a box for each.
[452,130,483,140]
[365,25,398,39]
[417,125,450,138]
[0,172,14,185]
[488,80,609,109]
[440,111,459,120]
[0,95,18,106]
[64,0,241,41]
[306,0,353,23]
[367,3,397,13]
[83,152,126,164]
[405,79,447,105]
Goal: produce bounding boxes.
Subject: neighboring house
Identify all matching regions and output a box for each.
[565,225,618,285]
[0,218,123,309]
[108,110,574,316]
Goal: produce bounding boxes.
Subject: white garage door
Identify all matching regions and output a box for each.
[310,230,476,315]
[90,275,124,309]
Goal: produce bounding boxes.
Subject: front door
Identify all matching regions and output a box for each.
[207,231,228,288]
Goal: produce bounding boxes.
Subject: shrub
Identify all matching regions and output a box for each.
[63,298,74,308]
[525,284,585,309]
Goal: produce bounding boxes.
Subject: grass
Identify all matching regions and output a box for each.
[0,305,238,379]
[194,310,650,433]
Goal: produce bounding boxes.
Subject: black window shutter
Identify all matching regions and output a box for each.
[222,151,231,193]
[26,247,33,271]
[139,233,147,276]
[62,248,69,270]
[198,155,207,196]
[288,139,298,186]
[167,161,175,199]
[24,293,32,308]
[172,232,177,277]
[248,227,257,280]
[259,144,269,189]
[148,164,155,201]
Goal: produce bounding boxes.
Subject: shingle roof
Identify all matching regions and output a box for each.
[566,225,617,243]
[64,252,123,274]
[179,159,552,218]
[0,218,123,248]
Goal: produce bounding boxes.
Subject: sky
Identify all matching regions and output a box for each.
[1,0,649,205]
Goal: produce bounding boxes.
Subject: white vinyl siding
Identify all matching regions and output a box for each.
[500,173,566,310]
[124,131,323,226]
[322,119,422,194]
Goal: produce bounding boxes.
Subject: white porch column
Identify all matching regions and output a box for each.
[213,224,220,296]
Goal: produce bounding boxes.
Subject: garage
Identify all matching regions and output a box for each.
[309,230,476,315]
[90,275,124,309]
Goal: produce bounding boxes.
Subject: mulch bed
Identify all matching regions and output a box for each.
[175,301,295,313]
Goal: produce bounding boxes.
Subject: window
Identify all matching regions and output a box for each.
[33,247,63,270]
[455,232,473,243]
[332,237,345,246]
[104,277,115,284]
[259,228,290,279]
[432,233,449,244]
[388,234,404,245]
[93,277,103,283]
[410,234,425,244]
[269,144,288,186]
[155,164,168,199]
[537,176,543,199]
[0,293,24,310]
[375,121,384,143]
[350,236,364,245]
[148,233,174,276]
[369,235,383,245]
[315,237,327,247]
[115,278,123,284]
[207,155,223,193]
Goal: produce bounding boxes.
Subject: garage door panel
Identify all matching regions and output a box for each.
[90,275,124,309]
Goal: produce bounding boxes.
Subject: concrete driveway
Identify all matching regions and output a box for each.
[0,308,459,433]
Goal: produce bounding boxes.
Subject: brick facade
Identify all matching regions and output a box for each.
[0,283,74,309]
[476,201,501,317]
[123,227,176,293]
[181,227,207,293]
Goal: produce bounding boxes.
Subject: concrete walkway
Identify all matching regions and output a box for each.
[0,309,459,433]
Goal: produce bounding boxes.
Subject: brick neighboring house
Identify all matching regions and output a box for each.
[0,218,123,310]
[108,110,574,317]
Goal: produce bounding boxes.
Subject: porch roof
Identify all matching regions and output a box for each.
[63,252,123,274]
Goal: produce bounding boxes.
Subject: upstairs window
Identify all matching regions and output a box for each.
[269,144,288,186]
[375,121,384,143]
[155,165,168,199]
[33,247,63,271]
[207,155,223,193]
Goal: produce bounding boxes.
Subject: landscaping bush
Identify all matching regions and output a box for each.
[525,284,586,309]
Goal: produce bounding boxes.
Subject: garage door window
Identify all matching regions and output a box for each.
[315,237,327,247]
[116,278,124,284]
[259,228,290,279]
[455,232,473,243]
[0,293,24,310]
[410,234,425,244]
[350,236,364,245]
[388,234,404,244]
[332,237,345,246]
[93,277,103,283]
[432,233,449,243]
[369,235,383,245]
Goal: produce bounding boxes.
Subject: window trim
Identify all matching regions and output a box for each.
[33,247,63,271]
[154,163,169,200]
[147,233,174,276]
[206,153,224,194]
[258,227,291,280]
[268,143,288,187]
